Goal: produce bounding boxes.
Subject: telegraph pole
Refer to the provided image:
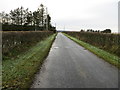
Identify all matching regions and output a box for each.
[55,23,56,30]
[64,25,65,31]
[46,7,48,31]
[55,23,56,28]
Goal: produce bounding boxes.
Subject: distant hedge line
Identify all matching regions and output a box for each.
[64,32,120,57]
[2,24,43,31]
[2,31,55,60]
[2,24,56,31]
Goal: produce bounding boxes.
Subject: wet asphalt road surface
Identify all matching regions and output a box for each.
[31,33,118,88]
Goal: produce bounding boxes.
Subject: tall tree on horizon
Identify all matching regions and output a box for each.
[20,6,24,25]
[10,10,16,25]
[25,11,33,26]
[39,4,45,26]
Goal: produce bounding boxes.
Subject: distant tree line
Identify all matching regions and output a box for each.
[80,29,111,33]
[0,4,56,31]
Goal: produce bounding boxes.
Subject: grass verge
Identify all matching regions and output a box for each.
[63,33,120,68]
[2,34,57,89]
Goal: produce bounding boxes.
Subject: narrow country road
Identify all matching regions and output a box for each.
[31,33,118,88]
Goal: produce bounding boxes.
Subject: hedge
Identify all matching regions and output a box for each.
[2,31,55,60]
[64,31,120,57]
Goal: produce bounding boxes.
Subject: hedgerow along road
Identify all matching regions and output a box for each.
[31,33,118,88]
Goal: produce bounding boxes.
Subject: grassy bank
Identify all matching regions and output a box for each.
[2,34,56,89]
[64,33,120,68]
[2,31,54,60]
[63,31,120,57]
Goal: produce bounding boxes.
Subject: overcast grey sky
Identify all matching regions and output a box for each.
[0,0,119,32]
